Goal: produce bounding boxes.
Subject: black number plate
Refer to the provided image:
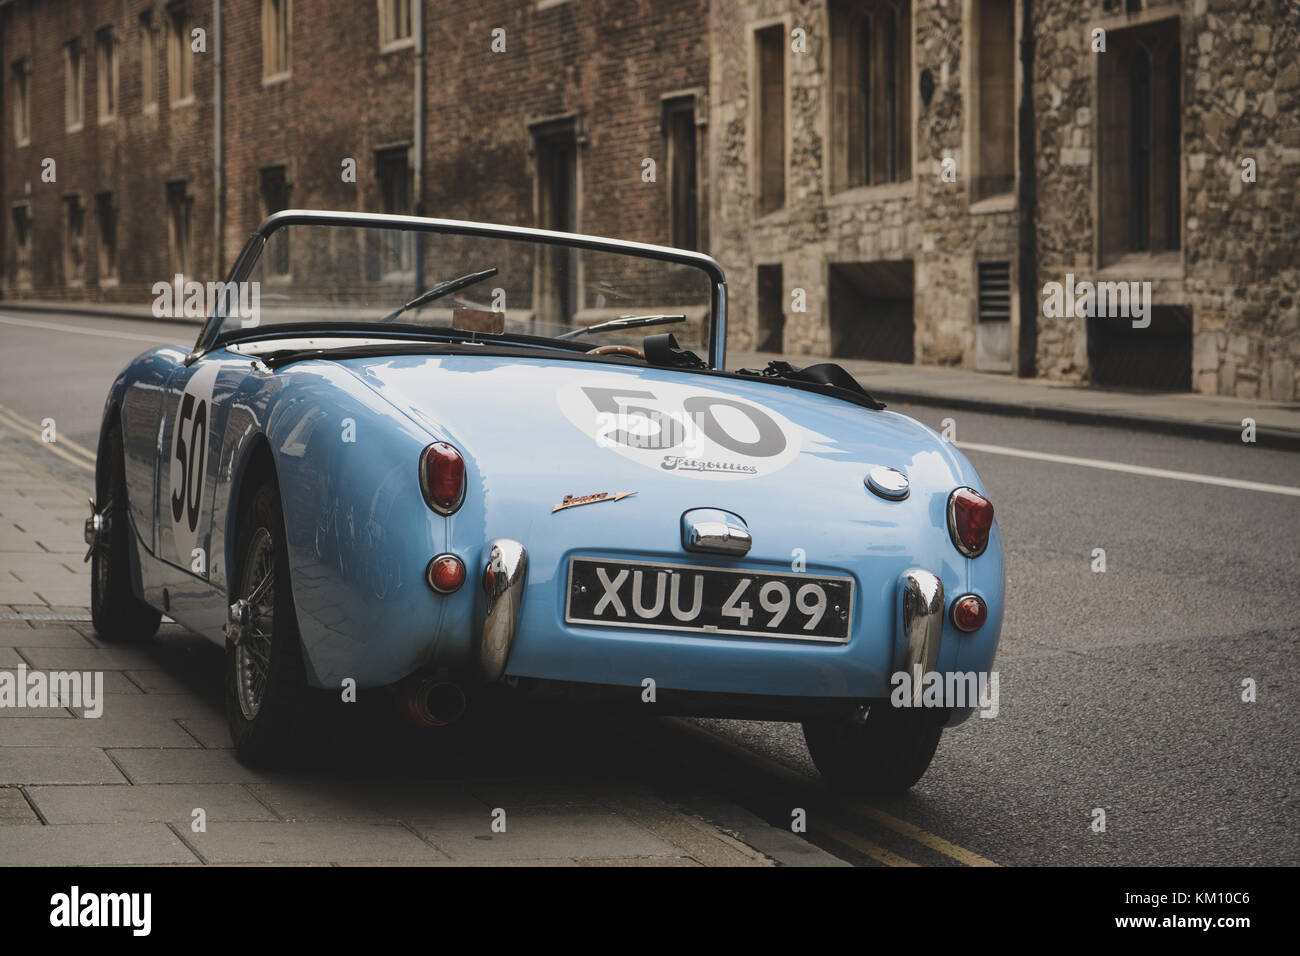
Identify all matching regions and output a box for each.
[565,557,853,643]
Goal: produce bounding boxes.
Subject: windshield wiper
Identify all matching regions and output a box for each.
[556,313,686,339]
[380,266,499,324]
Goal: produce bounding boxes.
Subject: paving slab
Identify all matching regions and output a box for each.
[0,747,129,785]
[96,672,145,694]
[410,809,682,863]
[0,715,199,748]
[33,588,96,606]
[0,786,39,824]
[26,783,278,825]
[0,704,73,718]
[464,776,614,811]
[17,646,161,670]
[245,779,491,822]
[124,670,200,694]
[0,823,199,865]
[175,717,232,748]
[184,821,445,864]
[92,693,222,721]
[0,625,94,647]
[103,748,278,784]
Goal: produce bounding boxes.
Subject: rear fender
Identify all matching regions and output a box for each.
[242,361,449,688]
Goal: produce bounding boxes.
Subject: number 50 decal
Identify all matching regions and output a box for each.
[171,391,208,533]
[168,363,220,568]
[558,378,803,480]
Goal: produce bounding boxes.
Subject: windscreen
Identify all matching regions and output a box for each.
[215,222,715,357]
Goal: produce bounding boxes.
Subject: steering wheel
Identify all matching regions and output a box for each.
[585,344,646,360]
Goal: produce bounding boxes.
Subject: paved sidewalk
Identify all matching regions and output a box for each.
[0,426,843,867]
[6,299,1298,448]
[731,348,1300,448]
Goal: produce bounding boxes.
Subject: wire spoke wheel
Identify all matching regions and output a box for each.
[235,527,276,720]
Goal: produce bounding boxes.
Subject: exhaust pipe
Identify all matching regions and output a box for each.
[400,677,467,728]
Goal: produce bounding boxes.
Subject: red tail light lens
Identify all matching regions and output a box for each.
[947,487,994,557]
[420,442,465,514]
[426,554,466,594]
[950,594,987,632]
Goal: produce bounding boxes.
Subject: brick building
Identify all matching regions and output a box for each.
[0,0,709,309]
[2,0,1297,399]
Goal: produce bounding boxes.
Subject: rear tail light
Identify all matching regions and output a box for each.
[426,554,466,593]
[947,487,994,557]
[419,442,466,515]
[950,594,987,632]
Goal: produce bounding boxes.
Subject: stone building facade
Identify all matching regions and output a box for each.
[709,0,1299,398]
[2,0,1296,398]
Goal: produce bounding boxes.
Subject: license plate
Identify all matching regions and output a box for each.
[565,557,853,643]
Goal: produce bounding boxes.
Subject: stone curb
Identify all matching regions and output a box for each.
[869,387,1300,452]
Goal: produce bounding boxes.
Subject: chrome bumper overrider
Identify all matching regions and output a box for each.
[899,569,945,707]
[83,497,108,562]
[480,539,527,682]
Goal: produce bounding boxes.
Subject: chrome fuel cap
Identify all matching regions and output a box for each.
[865,466,910,500]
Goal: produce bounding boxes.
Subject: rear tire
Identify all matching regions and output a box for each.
[90,426,162,642]
[803,704,943,795]
[225,479,318,767]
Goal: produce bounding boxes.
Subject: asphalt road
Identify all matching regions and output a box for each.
[2,308,1297,866]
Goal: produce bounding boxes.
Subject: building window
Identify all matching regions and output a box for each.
[97,27,119,123]
[1099,18,1180,258]
[262,0,291,80]
[65,39,85,131]
[755,264,784,353]
[531,118,579,325]
[755,24,785,214]
[166,181,192,279]
[829,0,911,189]
[663,96,702,251]
[96,192,118,283]
[168,4,194,103]
[971,0,1014,200]
[379,0,413,49]
[11,59,30,146]
[64,196,87,286]
[376,147,413,277]
[11,204,33,289]
[259,166,292,276]
[141,14,158,108]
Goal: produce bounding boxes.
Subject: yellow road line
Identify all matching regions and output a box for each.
[846,805,1000,868]
[670,717,999,867]
[0,403,98,469]
[813,820,918,867]
[0,402,99,461]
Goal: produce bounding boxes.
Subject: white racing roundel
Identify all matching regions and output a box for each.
[557,378,802,480]
[168,363,221,567]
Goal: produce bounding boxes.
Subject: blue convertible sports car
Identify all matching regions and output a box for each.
[87,210,1003,791]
